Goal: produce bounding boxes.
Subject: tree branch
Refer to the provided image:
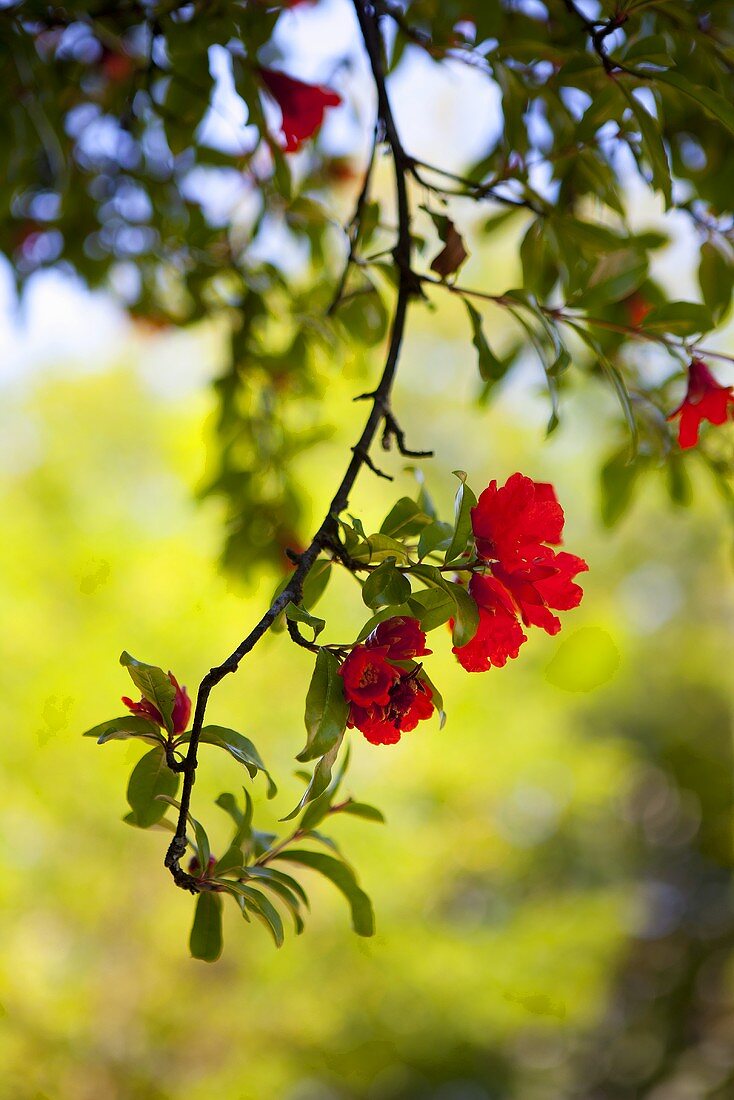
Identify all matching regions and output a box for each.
[164,0,419,891]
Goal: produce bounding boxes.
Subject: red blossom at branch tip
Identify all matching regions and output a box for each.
[471,472,565,565]
[259,67,341,153]
[365,616,431,660]
[667,358,734,449]
[347,675,434,746]
[338,645,401,707]
[122,672,192,734]
[452,575,527,672]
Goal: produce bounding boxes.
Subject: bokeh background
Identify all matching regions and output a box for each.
[2,4,734,1097]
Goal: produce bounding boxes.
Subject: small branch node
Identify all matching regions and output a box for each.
[351,445,394,480]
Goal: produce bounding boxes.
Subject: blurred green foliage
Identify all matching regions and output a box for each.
[1,328,732,1095]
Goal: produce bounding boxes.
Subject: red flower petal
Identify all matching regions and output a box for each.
[452,604,527,672]
[259,67,341,153]
[338,645,401,707]
[493,550,588,636]
[366,616,431,660]
[668,359,734,449]
[471,472,564,563]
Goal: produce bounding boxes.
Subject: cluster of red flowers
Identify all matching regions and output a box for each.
[259,67,341,153]
[668,358,734,450]
[123,672,191,735]
[453,473,588,673]
[338,617,434,746]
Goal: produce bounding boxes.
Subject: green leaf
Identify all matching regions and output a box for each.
[340,801,385,823]
[699,241,733,321]
[126,747,179,829]
[411,565,479,647]
[407,587,455,631]
[229,883,285,947]
[246,873,306,934]
[600,447,649,527]
[301,559,332,610]
[284,737,343,820]
[189,891,223,963]
[417,520,453,561]
[443,472,478,565]
[351,533,412,564]
[464,300,505,383]
[298,651,348,763]
[618,85,672,208]
[379,497,431,538]
[119,652,176,734]
[183,727,277,798]
[248,865,310,908]
[273,849,375,937]
[213,845,245,877]
[640,301,714,337]
[361,558,411,610]
[216,788,253,849]
[655,70,734,139]
[285,602,325,640]
[83,715,164,746]
[192,815,211,870]
[566,323,638,452]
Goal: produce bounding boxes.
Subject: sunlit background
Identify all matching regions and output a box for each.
[2,2,734,1098]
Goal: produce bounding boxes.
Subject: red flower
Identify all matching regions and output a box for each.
[122,672,191,735]
[471,473,564,564]
[259,67,341,153]
[452,575,527,672]
[347,675,434,746]
[338,645,401,707]
[493,551,588,636]
[366,616,431,660]
[667,358,734,449]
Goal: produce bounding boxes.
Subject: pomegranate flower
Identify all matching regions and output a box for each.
[366,616,431,660]
[667,358,734,449]
[471,473,564,565]
[122,672,191,735]
[338,645,401,707]
[259,67,341,153]
[347,675,434,746]
[452,575,527,672]
[453,475,588,672]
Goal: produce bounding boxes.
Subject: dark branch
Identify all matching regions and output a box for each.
[164,0,418,890]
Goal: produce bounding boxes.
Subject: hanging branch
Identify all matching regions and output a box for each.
[164,0,422,892]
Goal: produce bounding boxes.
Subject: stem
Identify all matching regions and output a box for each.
[165,0,418,891]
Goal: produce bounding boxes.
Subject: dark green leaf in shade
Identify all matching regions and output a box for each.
[283,737,344,821]
[640,301,715,337]
[272,849,375,937]
[298,650,349,763]
[189,891,223,963]
[361,558,411,610]
[126,747,179,829]
[464,300,505,383]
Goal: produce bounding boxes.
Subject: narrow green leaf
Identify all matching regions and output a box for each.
[273,849,375,937]
[340,801,385,823]
[285,602,325,640]
[444,472,478,565]
[618,84,672,208]
[213,845,245,877]
[298,651,348,763]
[126,747,179,829]
[379,497,431,538]
[283,737,343,821]
[655,70,734,139]
[640,301,714,337]
[83,715,164,746]
[464,300,505,383]
[699,241,733,321]
[189,891,223,963]
[230,883,285,947]
[181,726,277,798]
